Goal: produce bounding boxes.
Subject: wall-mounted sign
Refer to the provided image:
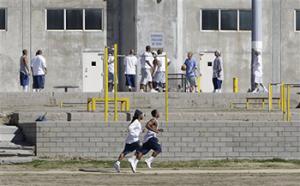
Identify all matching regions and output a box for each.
[150,33,164,48]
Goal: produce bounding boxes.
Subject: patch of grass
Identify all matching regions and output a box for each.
[4,158,300,171]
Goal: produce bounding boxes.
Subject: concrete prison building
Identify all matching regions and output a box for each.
[0,0,300,92]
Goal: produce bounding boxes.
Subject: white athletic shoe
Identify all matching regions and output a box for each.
[145,159,152,169]
[113,162,121,173]
[150,89,158,93]
[128,158,137,173]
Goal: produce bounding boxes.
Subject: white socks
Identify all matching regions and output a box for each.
[23,86,29,92]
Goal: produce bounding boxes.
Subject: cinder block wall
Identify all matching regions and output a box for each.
[21,121,300,160]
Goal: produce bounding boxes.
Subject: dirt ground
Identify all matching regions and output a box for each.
[1,170,300,186]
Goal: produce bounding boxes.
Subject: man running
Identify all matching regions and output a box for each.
[113,110,144,173]
[129,109,163,173]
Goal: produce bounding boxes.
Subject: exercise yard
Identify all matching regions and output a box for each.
[1,159,300,186]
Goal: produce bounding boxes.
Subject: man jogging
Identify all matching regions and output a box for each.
[113,110,144,173]
[129,109,163,173]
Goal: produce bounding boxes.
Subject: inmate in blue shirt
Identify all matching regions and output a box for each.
[184,58,197,77]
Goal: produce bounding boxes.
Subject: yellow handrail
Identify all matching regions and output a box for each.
[114,44,118,121]
[104,47,109,123]
[165,53,169,124]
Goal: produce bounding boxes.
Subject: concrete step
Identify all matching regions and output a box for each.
[0,141,34,151]
[0,125,24,142]
[0,156,34,165]
[0,149,35,157]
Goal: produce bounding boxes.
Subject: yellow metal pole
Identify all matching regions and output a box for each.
[268,84,273,112]
[165,53,169,125]
[197,76,201,93]
[281,82,285,112]
[287,85,291,122]
[233,77,239,93]
[104,47,109,123]
[114,44,118,121]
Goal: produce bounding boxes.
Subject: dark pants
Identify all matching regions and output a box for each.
[213,78,222,90]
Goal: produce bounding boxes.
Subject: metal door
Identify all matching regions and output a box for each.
[82,52,103,92]
[199,52,215,93]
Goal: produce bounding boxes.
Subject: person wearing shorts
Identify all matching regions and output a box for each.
[124,49,137,92]
[31,50,47,92]
[129,110,163,173]
[153,49,171,92]
[113,110,144,173]
[140,46,156,92]
[108,52,115,92]
[183,52,197,93]
[212,50,224,93]
[20,49,30,92]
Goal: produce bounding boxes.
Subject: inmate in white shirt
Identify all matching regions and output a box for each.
[108,55,114,74]
[124,55,137,75]
[125,119,142,144]
[141,52,154,69]
[156,53,170,72]
[31,55,47,76]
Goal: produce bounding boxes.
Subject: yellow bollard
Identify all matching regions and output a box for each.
[113,44,118,121]
[165,53,169,125]
[197,76,201,93]
[268,84,273,112]
[104,47,109,123]
[281,82,285,112]
[233,77,239,93]
[287,85,291,122]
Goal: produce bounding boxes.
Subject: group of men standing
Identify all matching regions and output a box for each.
[108,45,170,93]
[20,49,47,92]
[182,50,224,93]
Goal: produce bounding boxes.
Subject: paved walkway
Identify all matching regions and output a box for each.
[1,169,300,175]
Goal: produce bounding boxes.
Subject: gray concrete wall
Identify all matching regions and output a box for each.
[129,0,300,92]
[21,121,300,160]
[0,0,106,92]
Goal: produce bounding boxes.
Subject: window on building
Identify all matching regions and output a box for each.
[296,10,300,31]
[66,9,83,30]
[47,9,64,30]
[202,10,219,30]
[0,9,6,30]
[221,10,237,30]
[239,10,252,31]
[85,9,102,30]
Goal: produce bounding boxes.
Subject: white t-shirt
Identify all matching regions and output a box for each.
[124,55,137,75]
[108,55,114,74]
[143,118,159,143]
[31,55,47,76]
[125,119,142,144]
[141,51,154,69]
[157,53,170,72]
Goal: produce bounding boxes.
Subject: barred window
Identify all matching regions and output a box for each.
[296,10,300,31]
[221,10,237,30]
[47,9,64,30]
[202,10,219,30]
[0,9,6,30]
[85,9,102,30]
[66,9,83,30]
[239,10,252,31]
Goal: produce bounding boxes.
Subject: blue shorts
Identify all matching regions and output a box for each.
[20,72,29,86]
[125,75,136,88]
[33,75,45,89]
[139,137,162,155]
[186,76,196,87]
[122,141,141,156]
[213,78,222,89]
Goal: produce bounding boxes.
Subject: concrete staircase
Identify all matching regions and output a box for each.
[0,125,35,164]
